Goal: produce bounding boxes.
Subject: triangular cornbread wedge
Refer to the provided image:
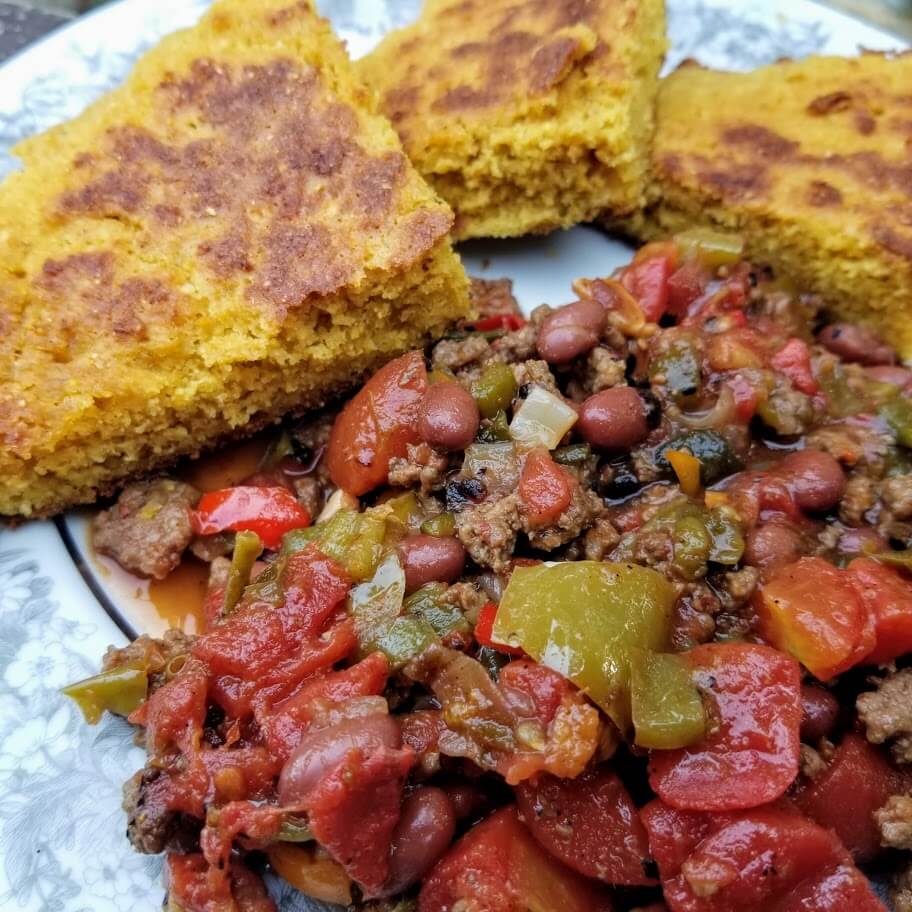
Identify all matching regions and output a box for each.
[629,54,912,357]
[0,0,469,518]
[357,0,667,240]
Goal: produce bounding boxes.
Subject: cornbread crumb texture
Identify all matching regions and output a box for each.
[0,0,468,518]
[358,0,667,240]
[637,53,912,357]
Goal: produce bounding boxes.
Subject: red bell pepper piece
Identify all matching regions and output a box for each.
[516,768,655,886]
[756,557,875,680]
[475,602,525,656]
[648,643,801,811]
[192,485,311,550]
[846,557,912,665]
[326,350,428,496]
[418,807,616,912]
[467,314,527,332]
[519,448,575,527]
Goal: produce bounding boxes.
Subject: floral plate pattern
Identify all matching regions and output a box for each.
[0,1,907,910]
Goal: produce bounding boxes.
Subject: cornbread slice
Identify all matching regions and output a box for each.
[0,0,469,518]
[357,0,667,240]
[631,54,912,357]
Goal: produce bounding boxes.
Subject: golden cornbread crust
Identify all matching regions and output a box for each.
[358,0,667,240]
[632,53,912,357]
[0,0,469,519]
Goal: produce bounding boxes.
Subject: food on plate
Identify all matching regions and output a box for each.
[66,234,912,911]
[627,52,912,357]
[357,0,667,240]
[0,0,469,520]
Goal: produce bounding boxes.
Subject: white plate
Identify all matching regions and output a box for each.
[0,1,907,910]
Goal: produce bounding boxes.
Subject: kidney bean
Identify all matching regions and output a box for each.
[817,323,895,366]
[577,387,649,450]
[419,383,480,451]
[744,521,805,570]
[537,299,607,364]
[800,684,840,743]
[384,787,456,895]
[398,534,466,592]
[777,449,846,513]
[866,365,912,389]
[441,782,487,821]
[277,714,400,805]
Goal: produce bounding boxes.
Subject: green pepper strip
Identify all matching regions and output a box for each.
[222,530,264,617]
[420,512,456,537]
[62,664,148,725]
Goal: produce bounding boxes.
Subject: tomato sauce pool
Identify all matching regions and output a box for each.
[91,435,271,634]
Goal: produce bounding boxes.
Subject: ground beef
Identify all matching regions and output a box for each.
[799,743,828,780]
[877,795,912,849]
[671,583,722,651]
[456,493,523,572]
[388,443,449,492]
[525,488,605,551]
[762,377,816,436]
[123,767,199,855]
[469,277,520,320]
[103,628,196,697]
[512,359,561,397]
[882,474,912,521]
[718,567,760,611]
[806,421,892,472]
[839,473,878,526]
[894,862,912,912]
[189,532,234,562]
[489,304,551,364]
[431,335,491,373]
[572,346,626,398]
[440,581,487,624]
[631,445,663,484]
[292,475,324,518]
[93,479,200,579]
[583,516,622,561]
[857,668,912,763]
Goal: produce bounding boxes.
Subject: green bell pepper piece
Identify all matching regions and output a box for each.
[673,514,712,580]
[404,582,471,638]
[630,650,706,749]
[284,509,388,581]
[420,512,456,538]
[674,228,744,269]
[650,337,702,403]
[881,397,912,449]
[349,552,406,652]
[705,508,745,565]
[62,664,148,724]
[552,443,592,466]
[656,430,741,486]
[472,363,517,419]
[494,561,675,730]
[222,530,263,617]
[376,615,438,670]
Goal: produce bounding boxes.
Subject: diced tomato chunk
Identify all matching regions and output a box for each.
[796,733,904,862]
[622,253,674,323]
[191,486,311,550]
[499,659,572,725]
[418,807,615,912]
[263,652,389,760]
[468,314,527,332]
[306,745,415,898]
[846,557,912,665]
[519,449,575,527]
[130,657,208,754]
[756,557,875,680]
[641,801,885,912]
[770,338,819,396]
[326,350,428,496]
[648,643,801,811]
[516,768,655,886]
[165,852,276,912]
[666,260,709,318]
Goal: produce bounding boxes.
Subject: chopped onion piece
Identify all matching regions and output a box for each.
[509,387,578,450]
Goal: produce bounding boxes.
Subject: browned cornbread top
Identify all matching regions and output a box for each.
[0,0,467,516]
[651,54,912,264]
[373,0,642,142]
